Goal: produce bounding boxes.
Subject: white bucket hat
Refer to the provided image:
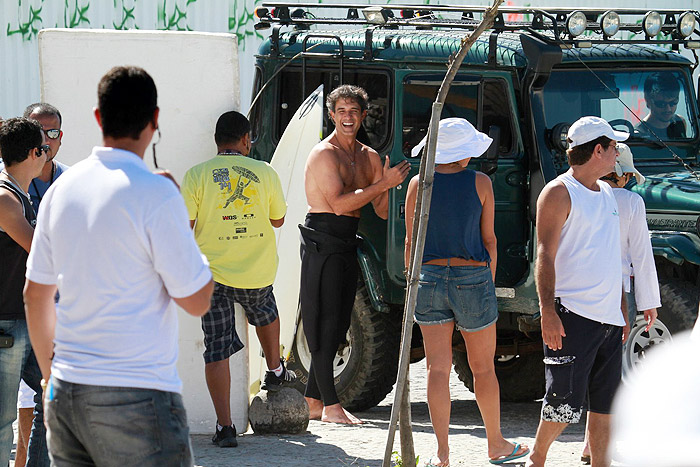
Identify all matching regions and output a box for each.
[410,118,493,164]
[614,143,646,184]
[567,116,629,148]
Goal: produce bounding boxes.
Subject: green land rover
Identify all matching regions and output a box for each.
[250,4,700,410]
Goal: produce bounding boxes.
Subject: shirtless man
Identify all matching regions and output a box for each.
[300,84,410,424]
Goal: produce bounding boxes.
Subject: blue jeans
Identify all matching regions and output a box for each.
[0,319,48,467]
[45,378,193,467]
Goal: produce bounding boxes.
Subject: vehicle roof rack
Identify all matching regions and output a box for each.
[255,3,700,48]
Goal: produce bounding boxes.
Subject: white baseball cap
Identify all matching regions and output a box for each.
[567,116,629,148]
[411,118,493,164]
[614,143,646,184]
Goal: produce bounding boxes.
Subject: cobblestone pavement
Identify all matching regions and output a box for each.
[192,363,597,467]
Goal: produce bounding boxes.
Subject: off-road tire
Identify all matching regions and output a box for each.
[452,350,545,402]
[657,278,699,335]
[287,281,400,412]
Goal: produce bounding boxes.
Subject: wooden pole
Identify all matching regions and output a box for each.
[382,2,504,465]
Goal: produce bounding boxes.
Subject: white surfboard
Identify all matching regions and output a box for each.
[247,85,323,392]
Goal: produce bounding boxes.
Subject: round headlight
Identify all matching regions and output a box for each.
[643,11,662,37]
[551,122,571,152]
[600,11,620,37]
[566,11,587,37]
[678,12,696,38]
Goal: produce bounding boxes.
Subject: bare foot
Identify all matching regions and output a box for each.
[489,440,530,464]
[305,397,323,420]
[581,440,591,462]
[525,451,544,467]
[321,403,363,424]
[424,455,449,466]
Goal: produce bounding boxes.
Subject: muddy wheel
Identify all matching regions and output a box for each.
[286,281,400,411]
[658,279,699,334]
[452,350,545,402]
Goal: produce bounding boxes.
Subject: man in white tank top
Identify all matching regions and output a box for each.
[527,117,630,467]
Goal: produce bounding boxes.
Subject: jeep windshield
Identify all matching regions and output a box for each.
[542,68,697,146]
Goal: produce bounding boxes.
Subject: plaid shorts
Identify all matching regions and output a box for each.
[201,282,279,363]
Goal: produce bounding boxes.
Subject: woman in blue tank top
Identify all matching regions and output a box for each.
[405,119,529,466]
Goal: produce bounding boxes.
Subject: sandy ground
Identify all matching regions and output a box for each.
[12,363,617,466]
[191,363,592,467]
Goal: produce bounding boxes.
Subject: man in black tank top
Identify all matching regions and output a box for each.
[0,117,50,467]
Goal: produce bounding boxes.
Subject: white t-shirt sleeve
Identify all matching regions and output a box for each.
[147,193,211,299]
[628,194,661,310]
[26,198,57,285]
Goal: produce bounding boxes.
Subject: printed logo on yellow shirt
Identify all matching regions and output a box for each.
[211,166,261,211]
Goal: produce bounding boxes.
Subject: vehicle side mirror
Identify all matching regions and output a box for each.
[480,125,500,176]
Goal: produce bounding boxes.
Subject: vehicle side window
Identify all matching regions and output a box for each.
[276,69,391,151]
[482,79,515,156]
[402,81,478,157]
[401,77,515,157]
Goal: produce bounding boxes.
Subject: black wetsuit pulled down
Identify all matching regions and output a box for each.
[299,213,360,406]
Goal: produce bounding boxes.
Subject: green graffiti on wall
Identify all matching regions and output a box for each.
[228,0,264,51]
[7,1,44,40]
[158,0,197,31]
[63,0,91,28]
[113,0,138,30]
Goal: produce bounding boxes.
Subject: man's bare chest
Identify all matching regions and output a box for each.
[338,160,373,192]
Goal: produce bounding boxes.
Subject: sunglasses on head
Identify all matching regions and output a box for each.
[43,129,61,139]
[652,99,679,108]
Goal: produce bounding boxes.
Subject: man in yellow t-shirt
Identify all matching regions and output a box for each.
[181,111,295,448]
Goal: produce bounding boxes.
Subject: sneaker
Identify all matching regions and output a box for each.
[211,424,237,447]
[261,358,297,391]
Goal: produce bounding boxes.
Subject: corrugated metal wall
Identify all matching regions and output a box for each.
[1,0,699,119]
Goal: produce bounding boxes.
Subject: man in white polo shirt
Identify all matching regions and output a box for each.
[527,117,630,467]
[23,66,213,466]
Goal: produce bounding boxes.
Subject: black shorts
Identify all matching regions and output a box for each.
[540,300,623,424]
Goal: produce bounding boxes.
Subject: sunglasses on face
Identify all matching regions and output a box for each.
[43,129,61,139]
[652,99,679,108]
[36,144,51,156]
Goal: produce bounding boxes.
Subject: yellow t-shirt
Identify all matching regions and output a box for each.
[181,155,287,288]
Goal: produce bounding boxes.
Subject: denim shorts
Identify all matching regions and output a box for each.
[414,264,498,332]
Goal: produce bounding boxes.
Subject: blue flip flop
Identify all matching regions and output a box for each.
[489,443,530,465]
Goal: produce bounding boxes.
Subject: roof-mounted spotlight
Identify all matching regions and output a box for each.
[600,11,620,38]
[678,11,696,38]
[363,6,392,25]
[643,11,662,37]
[254,7,271,30]
[566,11,587,37]
[254,7,269,19]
